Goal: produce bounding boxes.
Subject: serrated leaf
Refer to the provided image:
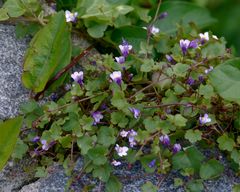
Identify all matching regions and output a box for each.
[141,181,158,192]
[22,11,72,93]
[105,175,122,192]
[92,163,112,182]
[217,134,235,151]
[0,8,9,21]
[77,136,94,155]
[186,180,204,192]
[87,146,108,165]
[3,0,26,17]
[0,116,23,170]
[97,126,116,147]
[172,146,204,173]
[111,111,128,128]
[209,58,240,104]
[200,159,224,179]
[185,129,202,143]
[11,138,28,159]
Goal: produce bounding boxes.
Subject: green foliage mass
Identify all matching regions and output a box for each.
[0,0,240,191]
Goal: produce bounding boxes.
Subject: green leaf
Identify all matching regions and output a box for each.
[231,149,240,165]
[140,59,154,72]
[80,115,94,131]
[217,134,235,151]
[77,135,94,155]
[0,116,23,170]
[105,175,122,192]
[156,1,216,34]
[143,116,161,133]
[186,180,204,192]
[202,41,226,59]
[172,63,189,77]
[172,146,205,173]
[92,163,112,182]
[167,114,187,128]
[198,84,215,99]
[87,146,108,165]
[0,8,9,21]
[209,58,240,104]
[97,126,116,147]
[185,129,202,143]
[141,181,158,192]
[111,111,129,128]
[200,159,224,179]
[11,139,28,159]
[85,20,108,38]
[3,0,25,17]
[22,11,72,93]
[233,184,240,192]
[35,166,48,178]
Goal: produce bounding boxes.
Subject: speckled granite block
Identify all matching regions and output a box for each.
[0,25,30,119]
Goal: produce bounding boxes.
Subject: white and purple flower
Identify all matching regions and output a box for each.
[199,113,211,124]
[172,143,182,153]
[110,71,122,85]
[128,129,138,147]
[119,39,132,57]
[91,111,103,125]
[180,39,191,55]
[166,54,176,64]
[120,130,129,138]
[205,66,213,74]
[199,32,209,42]
[71,71,83,85]
[111,159,121,166]
[41,140,50,151]
[129,107,140,119]
[65,10,78,23]
[115,144,129,157]
[159,134,170,146]
[115,56,125,64]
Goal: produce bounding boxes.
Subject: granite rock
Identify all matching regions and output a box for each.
[0,24,30,119]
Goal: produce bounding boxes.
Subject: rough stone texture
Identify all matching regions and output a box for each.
[0,24,30,119]
[18,155,240,192]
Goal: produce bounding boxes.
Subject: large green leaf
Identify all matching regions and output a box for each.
[156,1,216,34]
[200,159,224,180]
[22,11,72,93]
[0,116,23,170]
[209,58,240,104]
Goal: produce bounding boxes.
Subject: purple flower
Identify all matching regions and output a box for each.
[91,111,103,125]
[199,114,211,124]
[41,140,50,151]
[128,129,137,147]
[148,159,156,168]
[188,39,199,49]
[32,136,40,143]
[65,10,78,23]
[110,71,122,85]
[172,143,181,153]
[129,107,140,119]
[198,75,204,83]
[71,71,83,85]
[119,39,132,57]
[159,12,168,19]
[115,56,125,64]
[159,134,170,146]
[166,54,176,64]
[149,25,160,35]
[186,77,195,86]
[180,39,190,55]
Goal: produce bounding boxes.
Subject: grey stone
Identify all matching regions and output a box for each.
[0,24,30,120]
